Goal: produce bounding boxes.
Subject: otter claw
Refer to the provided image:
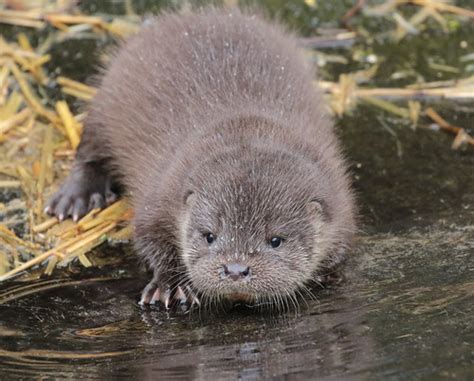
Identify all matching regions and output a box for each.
[163,287,172,309]
[139,281,200,310]
[139,281,158,305]
[175,286,187,304]
[150,288,162,305]
[186,285,201,307]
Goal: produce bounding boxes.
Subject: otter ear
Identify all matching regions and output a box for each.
[307,198,328,220]
[183,190,195,206]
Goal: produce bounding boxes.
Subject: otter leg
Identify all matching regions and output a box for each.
[45,118,119,221]
[139,270,200,310]
[45,160,118,221]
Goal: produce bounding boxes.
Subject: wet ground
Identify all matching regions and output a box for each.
[1,1,473,380]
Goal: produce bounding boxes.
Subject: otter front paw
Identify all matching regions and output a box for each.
[139,279,200,310]
[45,164,117,221]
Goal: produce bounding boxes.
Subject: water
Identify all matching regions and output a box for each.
[0,1,473,379]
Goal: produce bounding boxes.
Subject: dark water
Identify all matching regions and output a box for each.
[1,1,473,380]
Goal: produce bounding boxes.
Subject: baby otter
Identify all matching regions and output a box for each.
[46,8,356,309]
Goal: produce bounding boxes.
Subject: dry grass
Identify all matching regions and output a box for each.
[0,0,137,282]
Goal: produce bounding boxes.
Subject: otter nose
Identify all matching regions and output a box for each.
[221,263,251,281]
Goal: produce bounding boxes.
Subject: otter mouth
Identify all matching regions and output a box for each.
[218,291,289,310]
[222,292,254,303]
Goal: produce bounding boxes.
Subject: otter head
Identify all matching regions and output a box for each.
[178,149,354,308]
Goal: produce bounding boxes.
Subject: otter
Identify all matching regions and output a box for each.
[46,8,356,309]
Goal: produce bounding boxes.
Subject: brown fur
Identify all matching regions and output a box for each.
[47,8,356,307]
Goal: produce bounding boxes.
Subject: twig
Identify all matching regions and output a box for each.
[56,101,81,149]
[0,180,21,188]
[35,124,54,216]
[0,250,65,282]
[0,107,32,134]
[401,0,474,19]
[0,220,118,282]
[361,96,410,118]
[44,14,105,27]
[299,32,356,49]
[9,62,58,124]
[424,107,474,149]
[319,80,474,101]
[342,0,366,28]
[32,217,58,233]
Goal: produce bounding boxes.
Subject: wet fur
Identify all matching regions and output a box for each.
[51,8,356,308]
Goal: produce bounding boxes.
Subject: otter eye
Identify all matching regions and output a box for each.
[270,236,283,248]
[205,233,215,245]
